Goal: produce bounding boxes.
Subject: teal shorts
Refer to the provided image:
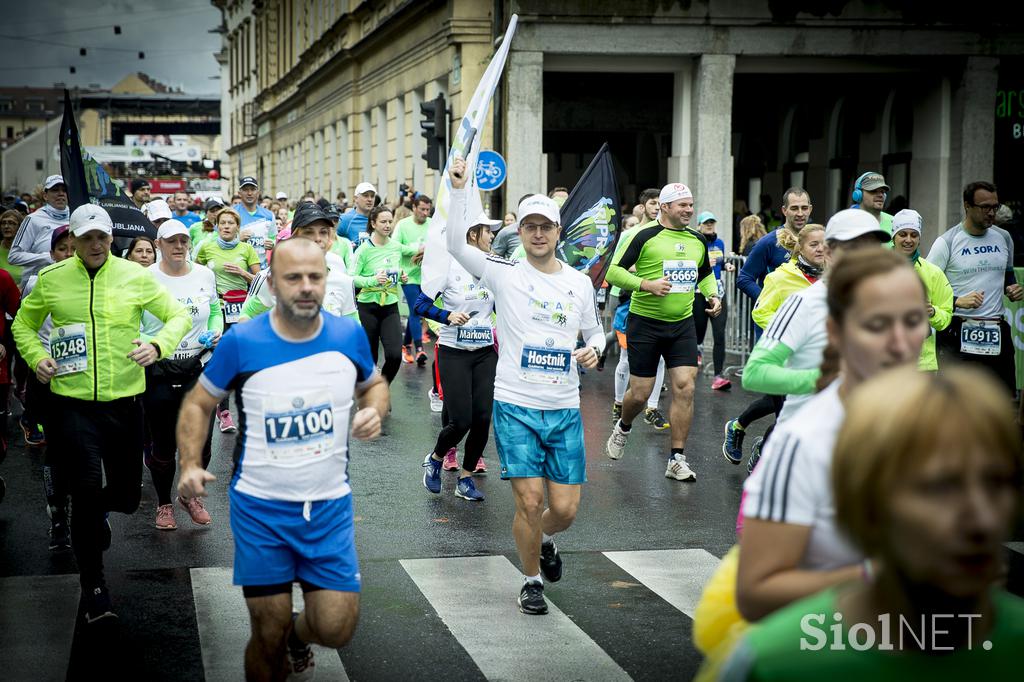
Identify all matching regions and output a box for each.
[492,400,587,484]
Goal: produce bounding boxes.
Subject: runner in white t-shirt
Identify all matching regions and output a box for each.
[735,248,929,623]
[443,157,605,616]
[239,204,358,322]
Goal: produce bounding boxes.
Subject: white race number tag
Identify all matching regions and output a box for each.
[663,259,698,293]
[456,324,494,347]
[263,391,335,460]
[223,300,244,324]
[960,319,1001,356]
[50,323,88,376]
[519,337,573,384]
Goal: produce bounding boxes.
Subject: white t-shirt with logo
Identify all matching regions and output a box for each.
[927,223,1014,320]
[743,380,862,571]
[142,263,218,360]
[445,188,603,410]
[436,257,495,351]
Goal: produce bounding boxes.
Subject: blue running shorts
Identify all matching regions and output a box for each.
[229,487,361,592]
[492,400,587,484]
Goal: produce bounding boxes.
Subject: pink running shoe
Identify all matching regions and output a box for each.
[711,375,732,391]
[442,448,459,471]
[155,504,177,530]
[218,409,237,433]
[178,496,212,525]
[474,457,487,474]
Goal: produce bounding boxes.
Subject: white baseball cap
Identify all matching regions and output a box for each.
[892,209,923,235]
[824,208,890,243]
[275,191,288,200]
[69,204,113,237]
[44,174,66,190]
[354,182,377,196]
[472,213,502,228]
[517,195,560,227]
[157,219,190,240]
[659,183,693,205]
[144,199,173,223]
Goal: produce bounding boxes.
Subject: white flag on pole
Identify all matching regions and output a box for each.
[420,14,519,297]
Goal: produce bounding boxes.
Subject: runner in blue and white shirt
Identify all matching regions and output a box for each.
[234,176,277,268]
[443,157,605,616]
[176,238,389,679]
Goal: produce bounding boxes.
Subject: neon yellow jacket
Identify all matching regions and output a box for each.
[751,261,816,330]
[13,253,190,401]
[914,256,954,371]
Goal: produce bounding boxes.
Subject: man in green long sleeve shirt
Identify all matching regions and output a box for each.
[12,204,190,624]
[604,182,722,481]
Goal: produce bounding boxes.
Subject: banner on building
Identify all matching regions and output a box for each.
[420,15,518,297]
[556,143,620,288]
[59,90,156,239]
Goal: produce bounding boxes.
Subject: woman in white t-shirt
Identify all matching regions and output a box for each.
[141,220,223,532]
[735,247,930,623]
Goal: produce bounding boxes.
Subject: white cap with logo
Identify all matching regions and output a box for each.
[157,219,190,240]
[44,175,66,190]
[824,208,890,243]
[144,199,173,223]
[891,209,923,235]
[659,183,693,205]
[354,182,377,196]
[517,195,560,227]
[69,204,113,237]
[473,213,503,228]
[275,191,288,200]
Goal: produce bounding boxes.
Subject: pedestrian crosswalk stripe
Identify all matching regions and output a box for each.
[602,549,721,618]
[190,567,349,681]
[0,574,79,681]
[401,555,632,681]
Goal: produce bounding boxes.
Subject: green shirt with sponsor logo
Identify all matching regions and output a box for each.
[349,238,404,306]
[605,220,717,322]
[393,216,430,284]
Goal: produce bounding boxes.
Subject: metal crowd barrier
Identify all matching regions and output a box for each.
[718,254,754,377]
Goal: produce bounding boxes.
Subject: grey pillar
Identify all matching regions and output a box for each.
[505,51,544,211]
[952,56,998,224]
[691,55,736,253]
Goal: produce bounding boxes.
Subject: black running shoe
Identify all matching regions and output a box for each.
[540,540,563,583]
[517,582,548,615]
[84,586,117,624]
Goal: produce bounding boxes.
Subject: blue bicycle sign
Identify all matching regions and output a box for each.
[475,150,507,191]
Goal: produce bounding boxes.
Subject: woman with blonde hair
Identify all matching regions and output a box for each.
[722,365,1024,678]
[737,215,766,257]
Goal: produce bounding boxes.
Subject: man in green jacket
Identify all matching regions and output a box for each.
[12,204,191,625]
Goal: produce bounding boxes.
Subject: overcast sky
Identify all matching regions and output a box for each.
[0,0,222,94]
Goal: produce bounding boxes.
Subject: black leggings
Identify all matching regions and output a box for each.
[27,375,69,515]
[738,394,784,429]
[693,292,727,375]
[357,302,403,383]
[142,374,213,506]
[51,394,144,590]
[433,345,497,473]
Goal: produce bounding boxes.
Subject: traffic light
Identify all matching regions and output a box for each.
[420,94,447,171]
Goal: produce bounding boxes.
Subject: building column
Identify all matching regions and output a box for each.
[690,54,735,253]
[668,65,693,192]
[505,50,543,209]
[952,56,998,223]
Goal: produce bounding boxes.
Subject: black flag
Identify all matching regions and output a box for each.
[59,89,156,241]
[556,143,621,288]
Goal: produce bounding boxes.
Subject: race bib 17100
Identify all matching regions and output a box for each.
[50,323,88,376]
[663,259,698,293]
[262,391,335,461]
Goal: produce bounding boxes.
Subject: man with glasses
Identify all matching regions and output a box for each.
[927,181,1022,393]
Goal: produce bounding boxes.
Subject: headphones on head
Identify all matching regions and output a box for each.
[851,172,887,205]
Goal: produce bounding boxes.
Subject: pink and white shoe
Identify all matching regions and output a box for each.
[178,495,212,525]
[218,409,237,433]
[155,504,177,530]
[474,457,487,474]
[442,448,459,471]
[711,375,732,391]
